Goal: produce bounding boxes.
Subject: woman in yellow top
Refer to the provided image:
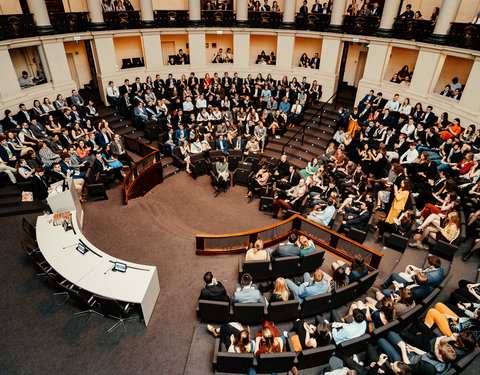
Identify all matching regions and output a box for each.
[385,179,413,224]
[245,239,269,261]
[410,211,461,249]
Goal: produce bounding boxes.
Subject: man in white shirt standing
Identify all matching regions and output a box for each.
[385,94,400,112]
[106,81,120,108]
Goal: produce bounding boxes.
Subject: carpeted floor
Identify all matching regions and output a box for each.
[0,173,479,375]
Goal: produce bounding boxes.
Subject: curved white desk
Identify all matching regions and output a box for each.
[36,211,160,325]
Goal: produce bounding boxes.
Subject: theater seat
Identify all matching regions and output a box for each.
[268,299,300,322]
[197,299,231,323]
[213,337,254,373]
[233,302,266,324]
[257,351,296,374]
[300,292,331,318]
[355,270,379,297]
[298,250,325,274]
[296,344,336,369]
[238,257,270,282]
[336,333,371,356]
[271,256,300,279]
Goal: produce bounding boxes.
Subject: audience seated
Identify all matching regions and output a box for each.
[285,267,329,303]
[200,271,230,302]
[231,273,264,304]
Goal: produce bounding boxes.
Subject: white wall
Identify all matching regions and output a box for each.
[384,47,419,81]
[64,41,92,87]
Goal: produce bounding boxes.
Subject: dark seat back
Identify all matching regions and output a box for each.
[347,227,367,244]
[257,352,296,373]
[214,337,254,373]
[397,304,423,330]
[209,149,224,163]
[191,153,207,175]
[454,347,480,372]
[198,299,231,323]
[241,259,270,282]
[297,344,336,369]
[336,333,371,356]
[300,292,332,318]
[370,320,399,341]
[94,295,129,317]
[385,233,409,253]
[355,270,379,297]
[233,303,265,324]
[421,287,441,310]
[330,282,358,309]
[268,299,300,322]
[271,256,300,279]
[298,251,325,274]
[431,241,458,261]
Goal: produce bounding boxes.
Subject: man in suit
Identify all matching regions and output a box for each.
[358,90,375,111]
[277,165,300,189]
[312,0,322,13]
[221,72,232,89]
[372,92,387,110]
[165,73,177,92]
[285,267,329,304]
[188,72,199,89]
[31,167,51,212]
[16,104,32,125]
[134,102,149,127]
[232,73,243,90]
[110,134,133,167]
[230,135,244,151]
[176,49,187,65]
[380,108,394,128]
[231,273,263,304]
[132,77,142,94]
[261,0,270,11]
[29,119,49,141]
[384,128,397,151]
[399,4,414,18]
[119,79,132,97]
[310,53,320,69]
[370,2,380,16]
[0,136,17,182]
[216,135,229,156]
[420,105,436,126]
[59,128,74,149]
[271,234,301,258]
[3,110,20,131]
[96,127,112,149]
[338,201,373,234]
[298,0,309,17]
[48,134,65,155]
[359,102,372,123]
[199,271,229,302]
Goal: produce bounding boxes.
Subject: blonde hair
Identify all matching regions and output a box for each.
[313,268,324,283]
[299,235,310,249]
[253,239,264,253]
[273,277,290,301]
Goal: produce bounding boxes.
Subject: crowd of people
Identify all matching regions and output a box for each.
[101,0,134,12]
[0,89,132,212]
[105,72,321,177]
[345,0,381,17]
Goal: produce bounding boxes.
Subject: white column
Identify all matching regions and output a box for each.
[431,0,461,43]
[142,32,163,71]
[319,37,343,99]
[328,0,348,31]
[233,31,250,68]
[26,0,53,33]
[0,47,23,103]
[236,0,248,25]
[41,40,76,90]
[377,0,401,36]
[140,0,155,27]
[86,0,106,29]
[188,30,206,67]
[460,57,480,114]
[276,33,295,69]
[91,35,117,105]
[282,0,296,27]
[189,0,202,25]
[408,48,443,97]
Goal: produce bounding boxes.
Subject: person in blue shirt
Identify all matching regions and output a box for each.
[307,197,336,227]
[285,268,328,304]
[231,273,264,305]
[330,307,367,344]
[279,96,291,113]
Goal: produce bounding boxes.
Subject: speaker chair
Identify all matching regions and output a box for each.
[197,300,231,323]
[94,295,140,333]
[259,196,274,212]
[232,302,266,324]
[190,153,207,176]
[213,337,255,373]
[235,162,252,186]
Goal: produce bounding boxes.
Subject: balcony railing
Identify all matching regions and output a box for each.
[447,23,480,50]
[343,15,380,35]
[1,11,480,53]
[154,10,189,28]
[392,18,435,42]
[201,10,235,27]
[103,10,141,29]
[0,14,36,40]
[248,11,283,29]
[295,13,330,31]
[50,12,89,34]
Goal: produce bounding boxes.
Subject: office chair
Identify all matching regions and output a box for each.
[94,295,140,333]
[22,217,36,240]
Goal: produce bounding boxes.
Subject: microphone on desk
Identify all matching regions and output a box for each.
[104,266,113,275]
[62,244,77,249]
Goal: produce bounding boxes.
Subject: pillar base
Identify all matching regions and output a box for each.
[428,33,447,45]
[36,25,54,35]
[89,22,107,30]
[376,28,393,38]
[235,20,249,27]
[327,24,343,33]
[188,19,203,27]
[141,20,156,28]
[281,22,295,29]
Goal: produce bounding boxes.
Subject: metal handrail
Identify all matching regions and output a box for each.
[281,91,338,155]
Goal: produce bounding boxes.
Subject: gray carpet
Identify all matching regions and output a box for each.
[1,172,479,375]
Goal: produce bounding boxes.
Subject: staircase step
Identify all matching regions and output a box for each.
[162,164,180,179]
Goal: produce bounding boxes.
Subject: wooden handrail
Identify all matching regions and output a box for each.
[195,214,383,269]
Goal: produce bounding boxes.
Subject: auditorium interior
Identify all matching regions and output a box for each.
[2,0,480,374]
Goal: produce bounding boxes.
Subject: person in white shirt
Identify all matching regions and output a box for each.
[106,81,120,108]
[196,94,207,109]
[197,108,210,124]
[385,94,400,112]
[449,77,462,92]
[288,100,303,127]
[400,117,415,137]
[400,142,419,165]
[333,127,346,144]
[183,96,194,113]
[399,98,412,116]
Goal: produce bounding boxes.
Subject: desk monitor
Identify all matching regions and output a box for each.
[114,262,127,272]
[76,243,87,254]
[63,219,71,232]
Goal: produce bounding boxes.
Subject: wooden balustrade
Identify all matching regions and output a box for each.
[392,18,435,42]
[0,14,36,40]
[343,15,380,35]
[201,10,235,27]
[448,23,480,50]
[154,10,189,27]
[103,10,141,30]
[248,11,283,29]
[49,12,89,34]
[295,13,330,31]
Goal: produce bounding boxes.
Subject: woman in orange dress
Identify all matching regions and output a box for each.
[439,118,462,141]
[347,107,361,138]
